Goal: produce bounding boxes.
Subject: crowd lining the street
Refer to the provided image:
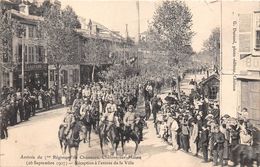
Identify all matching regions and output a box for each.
[0,68,259,166]
[152,79,258,166]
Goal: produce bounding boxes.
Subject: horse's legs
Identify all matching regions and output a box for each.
[59,139,63,154]
[64,143,67,154]
[134,141,139,155]
[88,127,91,147]
[114,141,120,156]
[100,136,104,157]
[75,147,78,165]
[68,147,71,161]
[121,138,125,155]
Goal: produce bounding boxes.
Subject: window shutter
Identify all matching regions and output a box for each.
[239,13,253,59]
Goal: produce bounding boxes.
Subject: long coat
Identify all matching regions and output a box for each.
[190,123,199,154]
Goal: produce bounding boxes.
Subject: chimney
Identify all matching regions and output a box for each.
[19,1,29,15]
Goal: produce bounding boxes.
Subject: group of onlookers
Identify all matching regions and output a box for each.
[0,86,58,139]
[152,83,257,166]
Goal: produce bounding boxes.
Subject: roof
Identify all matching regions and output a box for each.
[199,74,220,86]
[77,18,127,43]
[1,0,16,4]
[10,9,43,22]
[76,28,126,43]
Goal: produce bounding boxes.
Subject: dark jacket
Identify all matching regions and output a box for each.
[199,129,209,147]
[212,131,225,150]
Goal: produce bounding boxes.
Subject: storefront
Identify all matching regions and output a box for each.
[14,63,48,90]
[48,64,80,88]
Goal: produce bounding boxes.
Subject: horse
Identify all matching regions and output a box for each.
[81,109,93,148]
[230,144,260,167]
[98,121,123,157]
[58,120,86,164]
[121,119,144,155]
[90,104,100,133]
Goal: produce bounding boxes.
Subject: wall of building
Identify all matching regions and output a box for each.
[221,1,260,121]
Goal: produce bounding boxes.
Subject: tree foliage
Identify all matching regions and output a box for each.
[148,0,194,65]
[202,27,220,66]
[99,64,140,83]
[0,5,18,69]
[41,4,81,66]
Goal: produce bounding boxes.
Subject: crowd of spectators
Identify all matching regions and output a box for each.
[152,83,257,166]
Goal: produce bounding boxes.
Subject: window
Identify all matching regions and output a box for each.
[61,70,68,85]
[72,69,79,83]
[209,85,218,100]
[39,46,44,62]
[24,46,27,62]
[50,70,55,81]
[28,46,35,63]
[28,26,34,38]
[256,31,260,49]
[254,12,260,51]
[35,46,39,62]
[18,44,22,62]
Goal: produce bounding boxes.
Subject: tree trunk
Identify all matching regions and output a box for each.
[91,64,95,82]
[176,69,181,100]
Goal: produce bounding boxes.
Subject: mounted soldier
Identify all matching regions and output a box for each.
[72,93,83,119]
[100,98,118,139]
[123,105,143,141]
[60,107,76,140]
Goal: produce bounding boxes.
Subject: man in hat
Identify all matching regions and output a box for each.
[60,107,76,140]
[72,93,83,118]
[200,124,209,163]
[123,105,139,141]
[169,113,179,151]
[238,107,249,122]
[212,125,225,166]
[101,98,117,137]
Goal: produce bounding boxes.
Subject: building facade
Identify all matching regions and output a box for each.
[77,19,136,83]
[0,2,49,90]
[221,1,260,129]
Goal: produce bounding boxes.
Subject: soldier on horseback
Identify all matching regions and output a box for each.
[60,107,76,140]
[123,105,143,141]
[80,99,92,121]
[100,98,118,139]
[72,93,83,119]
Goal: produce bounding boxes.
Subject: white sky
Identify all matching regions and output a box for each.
[60,0,221,52]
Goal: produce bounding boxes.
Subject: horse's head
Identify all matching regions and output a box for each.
[79,125,87,140]
[75,121,87,141]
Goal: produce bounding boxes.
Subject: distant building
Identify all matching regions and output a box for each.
[199,74,219,100]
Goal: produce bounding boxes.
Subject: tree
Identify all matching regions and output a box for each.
[151,0,193,58]
[147,0,194,98]
[41,4,81,91]
[202,27,220,70]
[82,37,111,82]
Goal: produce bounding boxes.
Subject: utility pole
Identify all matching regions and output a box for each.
[136,0,140,68]
[21,31,25,95]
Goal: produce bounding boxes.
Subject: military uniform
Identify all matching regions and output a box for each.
[61,111,76,140]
